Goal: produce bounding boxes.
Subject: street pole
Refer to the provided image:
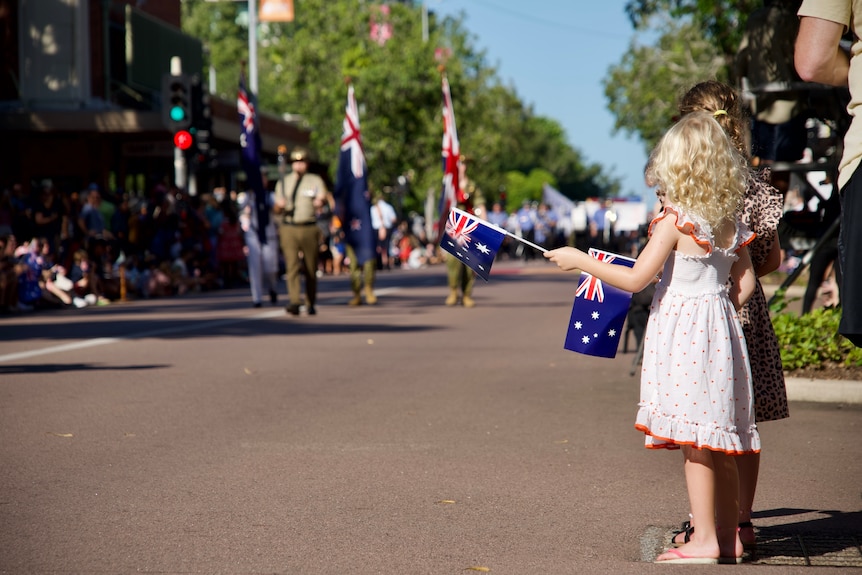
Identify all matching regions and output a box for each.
[248,0,258,94]
[171,56,188,191]
[422,2,428,43]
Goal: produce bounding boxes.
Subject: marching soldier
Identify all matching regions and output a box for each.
[274,146,328,316]
[445,156,486,307]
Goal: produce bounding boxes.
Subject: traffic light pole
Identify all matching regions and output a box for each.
[174,146,188,192]
[169,57,189,192]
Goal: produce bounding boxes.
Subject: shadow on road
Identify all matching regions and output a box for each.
[0,362,170,375]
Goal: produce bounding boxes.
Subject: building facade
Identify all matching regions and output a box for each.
[0,0,309,199]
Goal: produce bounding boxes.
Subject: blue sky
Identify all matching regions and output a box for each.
[431,0,650,201]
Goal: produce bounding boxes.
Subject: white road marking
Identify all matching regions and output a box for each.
[0,311,284,363]
[0,288,404,363]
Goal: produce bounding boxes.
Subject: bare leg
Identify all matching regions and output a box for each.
[736,452,760,547]
[657,447,719,561]
[713,452,743,560]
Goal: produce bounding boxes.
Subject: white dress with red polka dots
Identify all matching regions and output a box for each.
[635,206,761,455]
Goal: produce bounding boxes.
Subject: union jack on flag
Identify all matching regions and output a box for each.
[564,248,636,358]
[575,251,618,303]
[334,84,376,266]
[439,207,506,281]
[340,84,364,179]
[445,208,479,246]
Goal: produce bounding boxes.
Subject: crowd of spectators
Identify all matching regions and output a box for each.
[0,176,450,315]
[1,177,229,313]
[1,175,658,316]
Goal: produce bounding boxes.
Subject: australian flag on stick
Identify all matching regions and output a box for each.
[237,72,270,245]
[564,248,636,358]
[439,207,505,281]
[334,84,376,266]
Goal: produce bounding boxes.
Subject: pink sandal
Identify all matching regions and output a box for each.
[655,548,718,564]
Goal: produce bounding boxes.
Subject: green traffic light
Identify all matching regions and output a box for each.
[170,105,186,122]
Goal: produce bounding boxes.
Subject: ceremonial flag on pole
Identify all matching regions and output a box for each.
[334,84,376,266]
[435,75,460,243]
[237,72,270,245]
[439,207,505,281]
[564,248,637,358]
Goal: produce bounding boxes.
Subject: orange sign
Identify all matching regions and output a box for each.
[260,0,294,22]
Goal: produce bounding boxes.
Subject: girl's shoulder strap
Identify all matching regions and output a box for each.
[649,204,713,253]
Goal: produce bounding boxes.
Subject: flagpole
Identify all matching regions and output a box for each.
[503,230,548,254]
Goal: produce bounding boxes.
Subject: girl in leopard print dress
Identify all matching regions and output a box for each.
[672,81,789,551]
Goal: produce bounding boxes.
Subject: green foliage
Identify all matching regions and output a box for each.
[771,307,862,371]
[503,168,556,212]
[180,0,618,214]
[604,20,726,152]
[609,0,762,150]
[624,0,761,65]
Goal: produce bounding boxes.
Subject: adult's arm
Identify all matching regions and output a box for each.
[795,16,850,86]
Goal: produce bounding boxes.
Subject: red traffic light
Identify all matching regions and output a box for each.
[173,130,193,150]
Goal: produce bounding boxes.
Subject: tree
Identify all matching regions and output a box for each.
[606,0,763,151]
[503,168,556,212]
[181,0,619,213]
[624,0,761,74]
[604,20,726,152]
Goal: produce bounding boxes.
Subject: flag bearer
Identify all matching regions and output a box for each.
[446,156,485,307]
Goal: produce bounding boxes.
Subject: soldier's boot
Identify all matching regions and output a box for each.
[349,290,362,306]
[462,293,475,308]
[365,286,377,305]
[445,288,459,306]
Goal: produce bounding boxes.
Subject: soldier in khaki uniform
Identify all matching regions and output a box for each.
[445,157,486,307]
[274,147,328,315]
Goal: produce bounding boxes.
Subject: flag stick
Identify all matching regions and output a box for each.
[503,230,548,254]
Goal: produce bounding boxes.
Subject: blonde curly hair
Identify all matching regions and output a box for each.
[646,111,747,230]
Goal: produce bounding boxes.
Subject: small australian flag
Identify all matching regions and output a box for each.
[564,248,636,358]
[439,207,506,281]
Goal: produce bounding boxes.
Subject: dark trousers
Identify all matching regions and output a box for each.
[839,171,862,347]
[802,237,840,315]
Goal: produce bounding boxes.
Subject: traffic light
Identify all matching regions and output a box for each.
[190,75,213,162]
[161,73,192,132]
[173,130,194,151]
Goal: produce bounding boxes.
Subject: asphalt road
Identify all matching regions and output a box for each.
[1,263,860,574]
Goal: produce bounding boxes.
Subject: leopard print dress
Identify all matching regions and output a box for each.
[738,170,789,422]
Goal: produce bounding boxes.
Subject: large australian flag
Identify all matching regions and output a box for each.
[439,207,506,281]
[334,84,376,266]
[435,75,460,243]
[564,248,636,358]
[237,72,269,245]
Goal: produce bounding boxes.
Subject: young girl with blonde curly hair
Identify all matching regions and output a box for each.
[670,79,788,554]
[545,111,760,564]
